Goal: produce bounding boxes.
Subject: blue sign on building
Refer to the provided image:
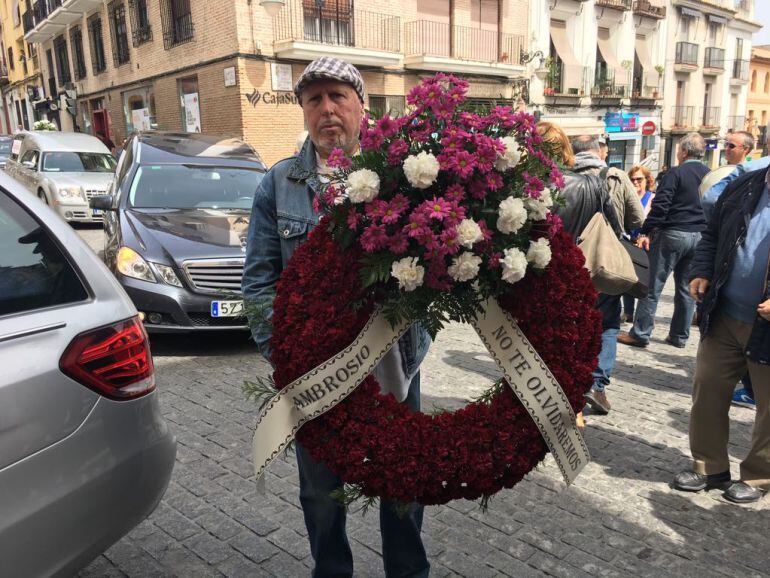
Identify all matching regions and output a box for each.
[605,112,640,133]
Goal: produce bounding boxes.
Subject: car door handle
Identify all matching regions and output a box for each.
[0,322,67,344]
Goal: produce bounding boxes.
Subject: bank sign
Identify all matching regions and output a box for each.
[605,112,640,133]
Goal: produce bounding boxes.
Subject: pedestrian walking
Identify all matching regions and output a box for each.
[618,132,709,349]
[622,165,656,323]
[241,56,431,577]
[567,135,644,415]
[673,164,770,504]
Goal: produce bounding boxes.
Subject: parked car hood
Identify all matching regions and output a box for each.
[124,208,250,263]
[45,171,114,191]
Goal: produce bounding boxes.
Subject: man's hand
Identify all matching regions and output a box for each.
[636,235,650,251]
[690,278,710,303]
[757,299,770,321]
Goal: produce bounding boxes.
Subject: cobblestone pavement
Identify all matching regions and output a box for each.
[76,225,769,577]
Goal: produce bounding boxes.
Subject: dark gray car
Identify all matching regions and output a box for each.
[0,170,176,576]
[91,132,266,331]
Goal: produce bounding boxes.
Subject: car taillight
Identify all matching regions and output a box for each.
[60,316,155,400]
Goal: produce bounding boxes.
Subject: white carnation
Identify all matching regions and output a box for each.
[456,218,483,249]
[391,257,425,291]
[346,169,380,203]
[447,252,482,282]
[497,196,528,234]
[501,247,528,284]
[403,151,440,189]
[526,238,552,269]
[523,192,551,221]
[495,136,522,171]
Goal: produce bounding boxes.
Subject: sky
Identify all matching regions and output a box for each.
[755,1,770,46]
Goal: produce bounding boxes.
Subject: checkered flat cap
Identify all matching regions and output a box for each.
[294,57,365,102]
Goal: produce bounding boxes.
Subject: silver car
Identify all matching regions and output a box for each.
[0,171,176,575]
[4,131,116,224]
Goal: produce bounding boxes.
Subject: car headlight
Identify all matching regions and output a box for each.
[117,247,156,283]
[57,186,84,199]
[154,263,183,287]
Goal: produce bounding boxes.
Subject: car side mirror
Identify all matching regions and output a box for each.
[22,160,35,169]
[89,194,115,211]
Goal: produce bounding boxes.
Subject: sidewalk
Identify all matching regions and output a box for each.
[81,279,768,577]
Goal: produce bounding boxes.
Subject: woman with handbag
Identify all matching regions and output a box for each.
[622,166,656,322]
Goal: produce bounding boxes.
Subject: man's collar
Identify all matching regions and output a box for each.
[287,137,318,182]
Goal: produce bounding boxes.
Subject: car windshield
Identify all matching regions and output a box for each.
[128,164,265,210]
[0,140,11,154]
[42,152,117,173]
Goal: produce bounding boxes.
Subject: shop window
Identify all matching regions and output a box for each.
[129,0,152,46]
[109,0,131,66]
[368,95,405,118]
[53,35,71,87]
[178,76,201,133]
[70,26,87,80]
[88,14,107,74]
[160,0,194,49]
[122,86,157,134]
[607,140,628,171]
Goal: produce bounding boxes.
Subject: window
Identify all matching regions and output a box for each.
[765,72,770,94]
[160,0,194,49]
[88,14,107,74]
[302,0,352,46]
[368,95,405,118]
[42,152,116,173]
[0,191,88,317]
[20,149,39,168]
[7,47,13,71]
[46,49,56,98]
[679,15,690,40]
[53,35,71,87]
[751,70,758,92]
[128,0,152,46]
[122,85,157,133]
[70,27,87,80]
[109,1,131,66]
[178,76,201,132]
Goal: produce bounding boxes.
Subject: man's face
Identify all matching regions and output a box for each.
[725,134,749,165]
[301,80,364,158]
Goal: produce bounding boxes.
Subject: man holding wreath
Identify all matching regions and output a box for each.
[242,57,431,577]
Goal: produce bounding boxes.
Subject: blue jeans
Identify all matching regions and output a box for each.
[630,229,701,346]
[622,294,635,319]
[296,372,429,578]
[593,294,621,392]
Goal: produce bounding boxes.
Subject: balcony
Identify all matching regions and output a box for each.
[674,42,699,72]
[595,0,632,9]
[544,64,588,103]
[727,115,746,132]
[703,47,725,75]
[0,64,8,87]
[671,106,695,132]
[631,72,661,105]
[25,0,111,43]
[699,106,721,132]
[632,0,666,19]
[273,0,400,67]
[591,69,631,103]
[404,21,525,78]
[731,59,749,84]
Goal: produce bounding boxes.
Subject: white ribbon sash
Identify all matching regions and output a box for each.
[252,299,589,485]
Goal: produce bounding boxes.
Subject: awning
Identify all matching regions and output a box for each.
[707,14,727,25]
[635,35,659,86]
[680,7,702,18]
[550,21,580,67]
[597,28,625,84]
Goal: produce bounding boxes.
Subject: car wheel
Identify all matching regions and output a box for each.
[38,190,48,205]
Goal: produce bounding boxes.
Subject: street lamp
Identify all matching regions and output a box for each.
[259,0,285,17]
[520,48,548,79]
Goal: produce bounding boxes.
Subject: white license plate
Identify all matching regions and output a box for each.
[211,300,244,317]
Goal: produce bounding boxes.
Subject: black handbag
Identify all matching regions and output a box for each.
[621,237,649,299]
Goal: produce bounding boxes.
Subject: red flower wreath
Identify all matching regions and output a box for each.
[269,223,601,506]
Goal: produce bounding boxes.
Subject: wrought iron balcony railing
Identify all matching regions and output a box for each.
[404,20,522,64]
[672,106,695,128]
[595,0,632,9]
[591,68,632,98]
[675,42,699,67]
[632,0,666,18]
[701,106,721,128]
[704,47,725,70]
[732,59,749,81]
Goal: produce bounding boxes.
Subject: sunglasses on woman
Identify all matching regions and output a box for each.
[630,177,645,183]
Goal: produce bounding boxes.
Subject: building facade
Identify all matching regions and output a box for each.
[0,0,44,133]
[22,0,531,165]
[526,0,667,172]
[660,0,761,169]
[747,44,770,155]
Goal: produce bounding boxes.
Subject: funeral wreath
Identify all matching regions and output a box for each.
[249,74,602,507]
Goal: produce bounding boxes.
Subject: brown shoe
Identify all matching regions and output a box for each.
[584,389,611,414]
[617,332,647,348]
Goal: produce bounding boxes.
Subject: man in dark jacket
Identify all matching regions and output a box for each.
[672,166,770,504]
[618,132,709,348]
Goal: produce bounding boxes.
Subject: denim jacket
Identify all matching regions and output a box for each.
[241,139,430,377]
